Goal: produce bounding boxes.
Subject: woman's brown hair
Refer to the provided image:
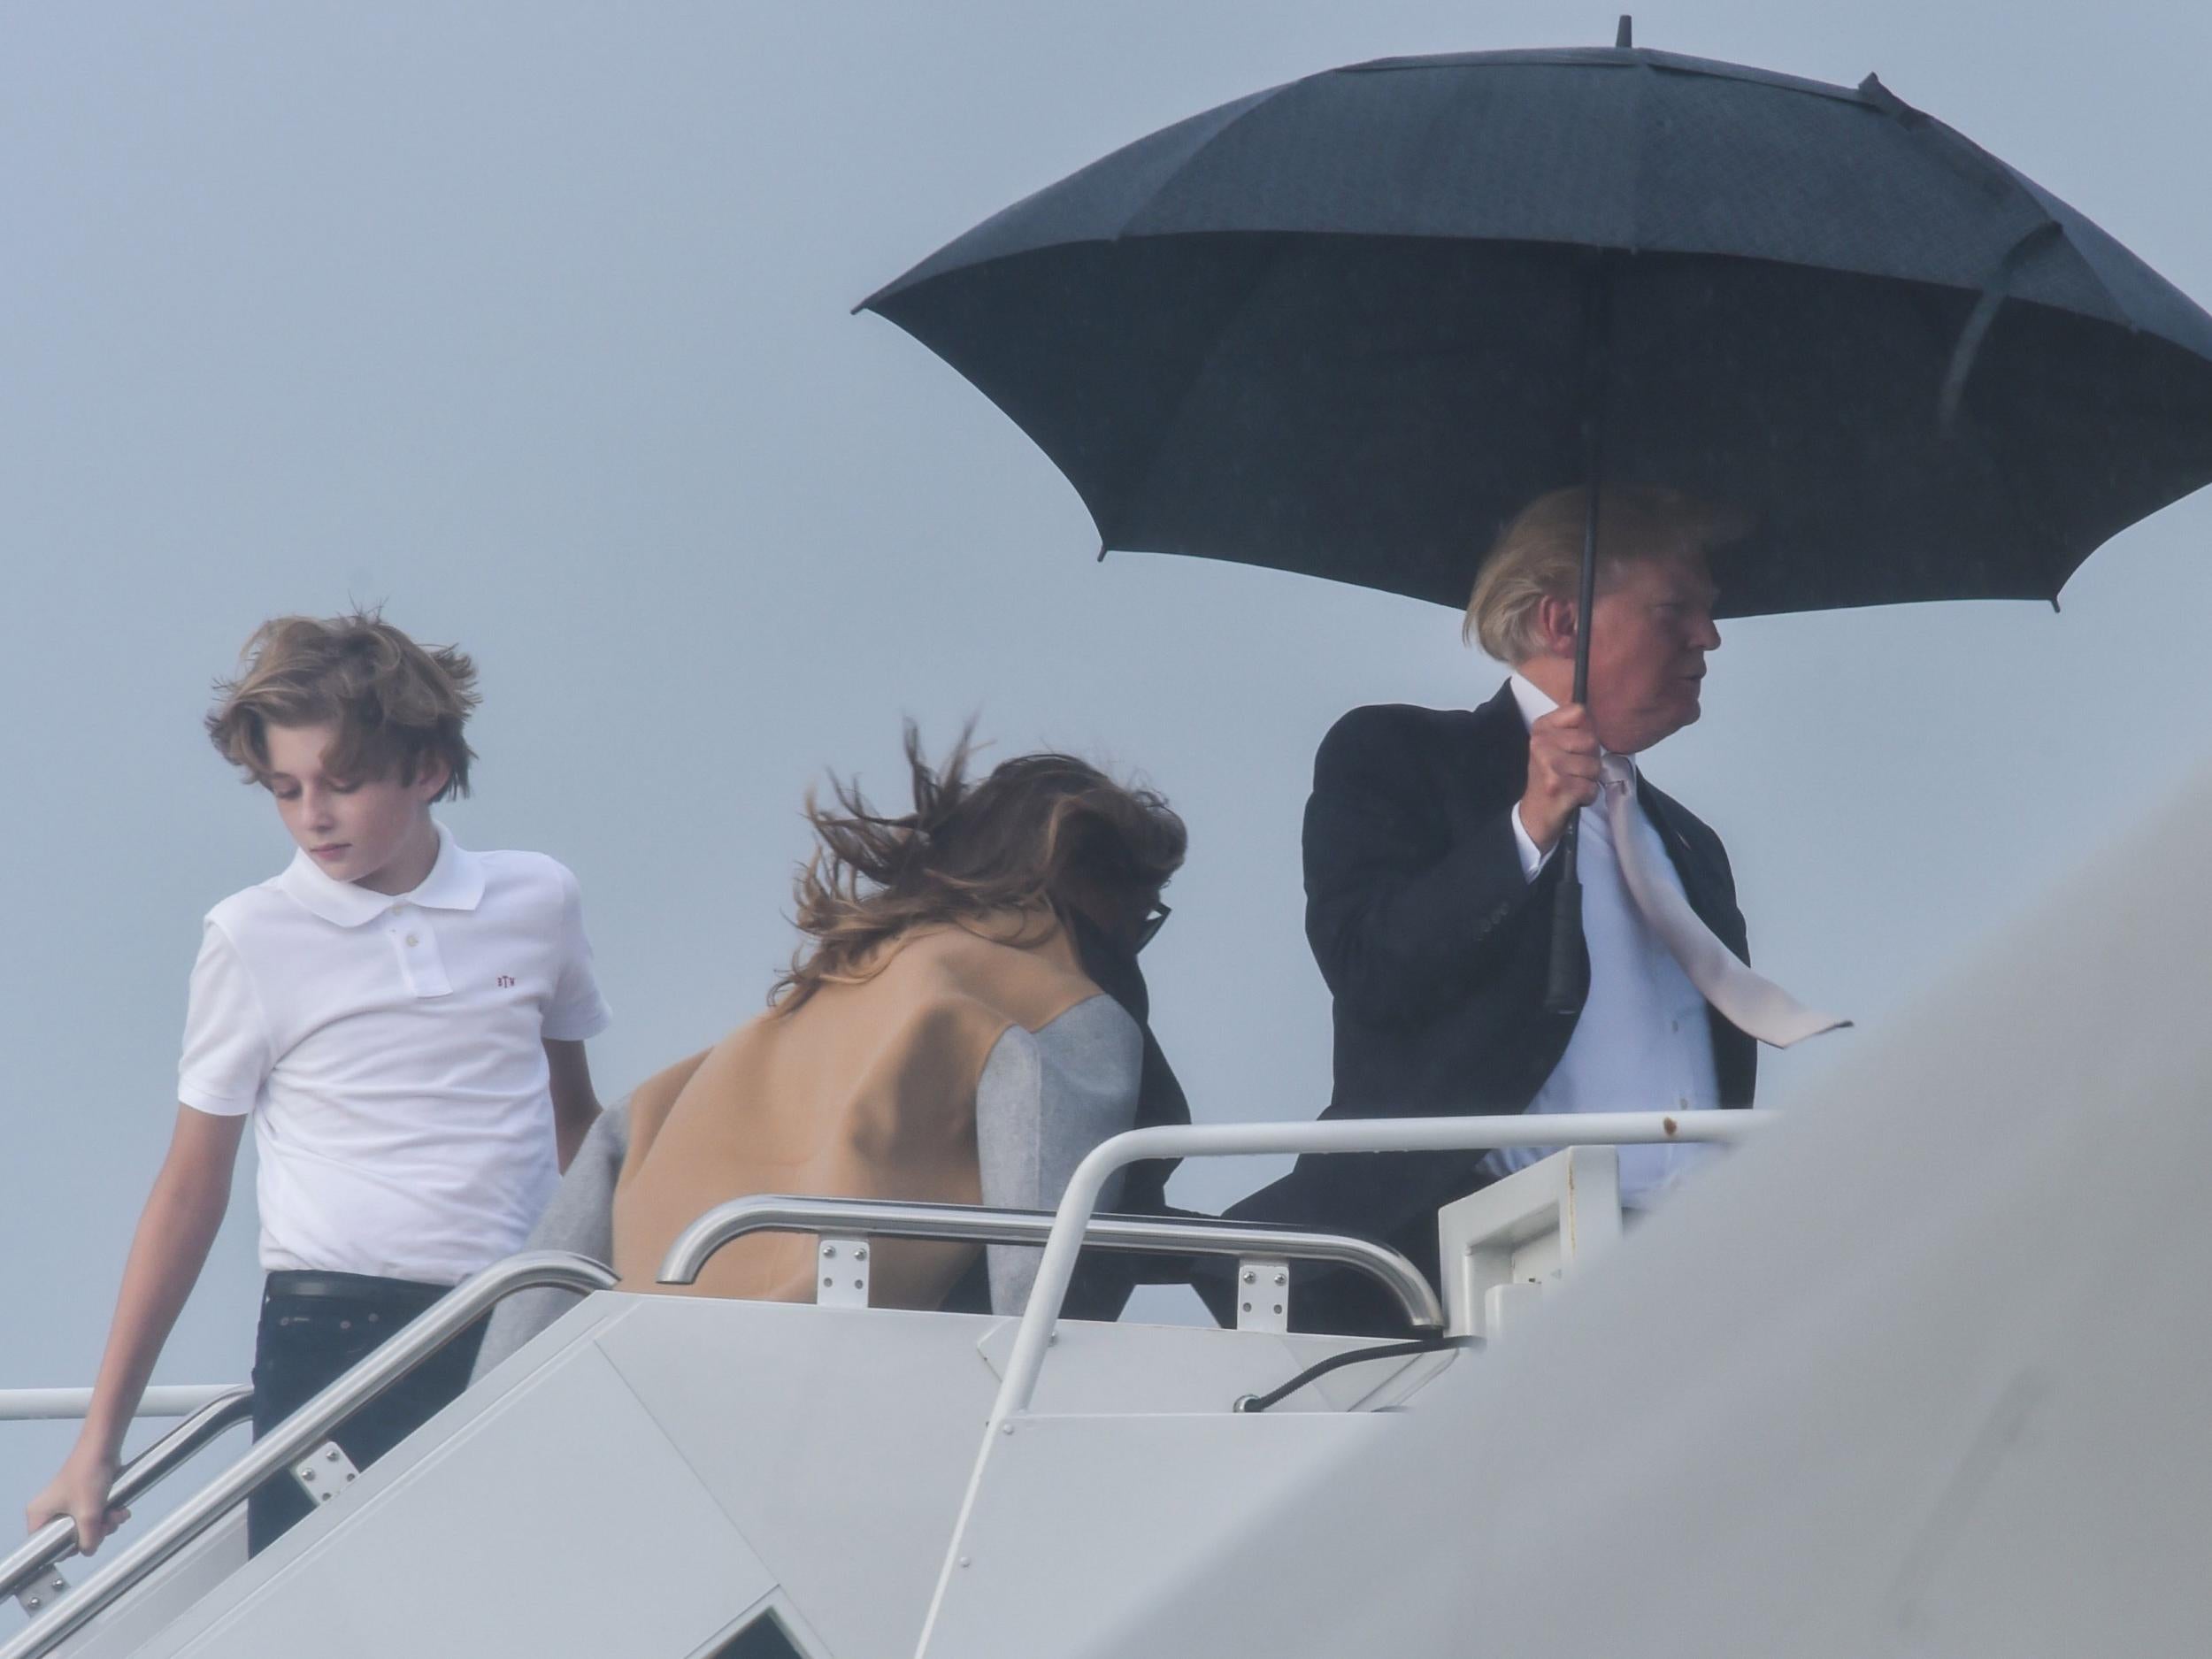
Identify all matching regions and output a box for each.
[772,726,1187,1010]
[205,611,480,799]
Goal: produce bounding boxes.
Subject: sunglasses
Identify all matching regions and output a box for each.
[1133,900,1173,953]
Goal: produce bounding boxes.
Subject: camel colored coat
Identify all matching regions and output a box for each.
[611,910,1103,1309]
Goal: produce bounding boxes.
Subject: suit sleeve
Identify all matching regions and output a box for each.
[1302,706,1545,1027]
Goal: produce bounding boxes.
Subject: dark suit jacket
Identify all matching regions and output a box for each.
[1225,683,1755,1332]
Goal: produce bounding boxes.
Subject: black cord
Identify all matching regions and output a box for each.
[1232,1333,1480,1414]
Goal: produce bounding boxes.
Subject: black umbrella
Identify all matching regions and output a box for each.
[861,25,2212,1001]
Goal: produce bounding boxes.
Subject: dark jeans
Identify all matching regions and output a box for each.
[247,1271,485,1555]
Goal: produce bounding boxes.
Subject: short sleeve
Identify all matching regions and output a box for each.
[542,865,612,1041]
[177,921,274,1117]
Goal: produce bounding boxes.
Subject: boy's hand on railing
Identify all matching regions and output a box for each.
[26,1446,129,1555]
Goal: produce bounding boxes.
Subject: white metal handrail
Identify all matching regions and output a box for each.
[657,1193,1447,1329]
[1,1387,254,1615]
[0,1386,242,1425]
[0,1251,618,1659]
[992,1110,1771,1422]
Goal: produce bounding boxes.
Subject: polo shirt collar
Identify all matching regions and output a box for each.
[276,822,486,928]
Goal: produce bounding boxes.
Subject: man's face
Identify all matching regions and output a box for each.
[259,722,444,891]
[1583,544,1722,754]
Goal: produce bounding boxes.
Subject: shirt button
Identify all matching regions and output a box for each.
[404,933,419,948]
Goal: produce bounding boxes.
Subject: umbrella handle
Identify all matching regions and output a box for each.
[1543,820,1586,1014]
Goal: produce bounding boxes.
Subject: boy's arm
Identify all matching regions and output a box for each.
[545,1040,601,1173]
[26,1105,245,1554]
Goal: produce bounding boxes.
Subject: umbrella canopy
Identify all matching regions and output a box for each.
[863,44,2212,617]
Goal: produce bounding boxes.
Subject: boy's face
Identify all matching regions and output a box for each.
[259,722,447,894]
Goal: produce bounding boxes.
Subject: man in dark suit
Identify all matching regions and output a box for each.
[1226,484,1816,1334]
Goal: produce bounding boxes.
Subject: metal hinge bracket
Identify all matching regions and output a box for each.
[1234,1258,1291,1333]
[817,1238,872,1308]
[292,1440,360,1506]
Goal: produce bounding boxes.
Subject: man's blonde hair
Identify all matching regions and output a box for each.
[1463,484,1731,664]
[206,611,480,799]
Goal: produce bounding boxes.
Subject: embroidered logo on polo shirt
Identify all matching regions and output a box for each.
[496,975,516,988]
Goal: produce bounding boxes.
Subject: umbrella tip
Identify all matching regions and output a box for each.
[1616,14,1633,48]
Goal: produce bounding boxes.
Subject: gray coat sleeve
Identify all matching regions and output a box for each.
[975,995,1144,1316]
[470,1099,632,1381]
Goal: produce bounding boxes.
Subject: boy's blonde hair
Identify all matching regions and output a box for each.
[1463,484,1732,664]
[206,611,480,799]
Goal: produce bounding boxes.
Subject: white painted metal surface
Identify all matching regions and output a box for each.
[1436,1145,1622,1338]
[35,1517,245,1659]
[113,1291,1421,1658]
[0,1253,616,1659]
[985,765,2212,1657]
[909,1110,1768,1654]
[1231,1258,1291,1333]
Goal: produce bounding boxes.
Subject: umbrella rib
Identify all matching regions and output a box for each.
[1861,76,2130,327]
[1101,234,1295,546]
[1104,79,1300,244]
[1085,78,1311,541]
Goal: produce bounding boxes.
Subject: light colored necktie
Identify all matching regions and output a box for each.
[1600,756,1850,1049]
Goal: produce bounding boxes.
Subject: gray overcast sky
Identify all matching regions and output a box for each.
[5,0,2210,1533]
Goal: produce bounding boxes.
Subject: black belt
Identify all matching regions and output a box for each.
[264,1270,453,1305]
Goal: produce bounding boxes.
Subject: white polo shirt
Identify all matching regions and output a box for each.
[178,825,612,1284]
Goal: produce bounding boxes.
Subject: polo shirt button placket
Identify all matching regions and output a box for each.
[389,906,454,998]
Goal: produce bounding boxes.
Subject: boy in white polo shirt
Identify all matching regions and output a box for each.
[27,612,609,1557]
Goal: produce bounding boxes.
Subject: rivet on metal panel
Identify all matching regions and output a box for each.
[854,1244,868,1260]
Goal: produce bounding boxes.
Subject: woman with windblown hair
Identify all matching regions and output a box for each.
[472,728,1190,1372]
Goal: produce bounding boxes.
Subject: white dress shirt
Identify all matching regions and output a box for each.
[1483,674,1720,1209]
